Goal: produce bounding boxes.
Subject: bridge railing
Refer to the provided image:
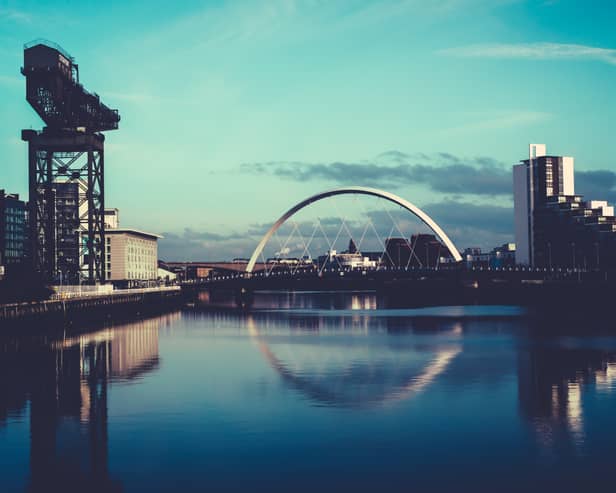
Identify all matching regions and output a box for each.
[188,264,604,285]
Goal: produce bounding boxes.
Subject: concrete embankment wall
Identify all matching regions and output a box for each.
[0,287,183,329]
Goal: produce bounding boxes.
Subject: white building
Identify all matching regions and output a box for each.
[513,144,574,266]
[157,266,177,283]
[327,250,377,269]
[105,229,162,287]
[104,208,120,229]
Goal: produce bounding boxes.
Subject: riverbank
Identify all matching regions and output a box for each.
[0,286,183,329]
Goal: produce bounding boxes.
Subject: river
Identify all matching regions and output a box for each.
[1,291,616,492]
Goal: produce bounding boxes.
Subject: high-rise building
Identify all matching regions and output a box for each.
[513,144,575,266]
[0,190,28,269]
[513,144,616,269]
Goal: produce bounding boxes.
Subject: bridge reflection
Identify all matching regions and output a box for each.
[0,312,179,493]
[3,299,616,488]
[193,291,616,444]
[246,315,462,408]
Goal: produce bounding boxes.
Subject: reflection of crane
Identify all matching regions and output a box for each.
[0,314,169,492]
[21,40,120,283]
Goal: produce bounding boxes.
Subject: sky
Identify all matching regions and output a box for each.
[1,0,616,260]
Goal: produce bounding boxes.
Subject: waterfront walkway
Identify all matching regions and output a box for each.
[0,286,182,325]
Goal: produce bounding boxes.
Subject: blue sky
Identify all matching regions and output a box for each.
[1,0,616,260]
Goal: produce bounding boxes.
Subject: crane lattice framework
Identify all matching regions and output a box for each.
[21,40,120,283]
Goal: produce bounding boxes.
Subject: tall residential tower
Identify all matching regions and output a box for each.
[514,144,616,269]
[513,144,575,266]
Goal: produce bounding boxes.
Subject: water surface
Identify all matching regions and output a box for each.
[2,292,616,492]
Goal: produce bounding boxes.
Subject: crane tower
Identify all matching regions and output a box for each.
[21,40,120,283]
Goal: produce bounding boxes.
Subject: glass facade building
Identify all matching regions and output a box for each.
[0,190,27,267]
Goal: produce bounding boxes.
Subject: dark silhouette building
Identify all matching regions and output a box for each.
[385,234,450,268]
[0,190,27,269]
[514,144,616,269]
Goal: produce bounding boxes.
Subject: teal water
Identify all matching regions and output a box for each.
[1,292,616,492]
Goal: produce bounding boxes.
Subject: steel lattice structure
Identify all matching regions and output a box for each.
[21,40,119,283]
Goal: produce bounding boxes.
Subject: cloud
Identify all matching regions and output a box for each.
[441,111,551,135]
[336,0,518,29]
[422,200,512,235]
[159,164,616,262]
[158,228,249,261]
[0,8,31,23]
[158,196,517,261]
[576,170,616,203]
[365,201,514,250]
[439,42,616,66]
[242,152,512,195]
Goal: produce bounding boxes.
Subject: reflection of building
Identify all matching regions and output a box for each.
[0,313,173,492]
[0,189,27,271]
[517,345,616,451]
[109,319,160,379]
[514,144,616,268]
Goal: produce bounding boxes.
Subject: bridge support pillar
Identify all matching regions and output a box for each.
[234,284,254,309]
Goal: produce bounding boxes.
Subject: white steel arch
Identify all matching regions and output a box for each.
[246,186,462,274]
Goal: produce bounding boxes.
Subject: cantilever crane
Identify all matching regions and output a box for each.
[22,40,120,283]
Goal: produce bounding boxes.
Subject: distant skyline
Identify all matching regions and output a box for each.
[1,0,616,260]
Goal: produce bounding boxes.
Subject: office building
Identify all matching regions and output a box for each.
[105,229,161,287]
[514,144,616,268]
[0,190,27,269]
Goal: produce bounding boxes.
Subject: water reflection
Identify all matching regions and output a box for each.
[0,313,178,493]
[245,314,462,408]
[517,342,616,455]
[200,289,381,311]
[4,292,616,490]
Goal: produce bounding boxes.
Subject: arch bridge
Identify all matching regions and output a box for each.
[181,187,465,291]
[246,186,462,276]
